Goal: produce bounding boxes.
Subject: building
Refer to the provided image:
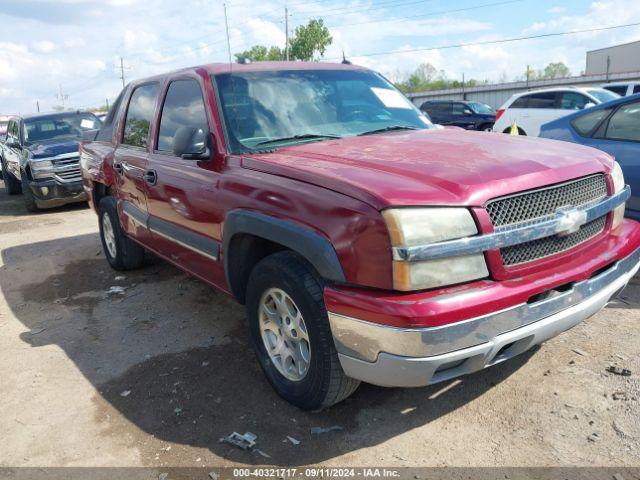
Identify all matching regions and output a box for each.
[586,40,640,76]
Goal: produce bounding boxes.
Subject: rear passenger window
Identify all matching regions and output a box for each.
[528,92,557,109]
[122,83,159,149]
[571,108,612,137]
[157,79,209,153]
[559,92,589,110]
[634,85,640,94]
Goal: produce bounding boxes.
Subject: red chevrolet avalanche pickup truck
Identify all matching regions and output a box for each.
[80,62,640,410]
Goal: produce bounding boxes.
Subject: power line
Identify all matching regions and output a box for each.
[329,21,640,59]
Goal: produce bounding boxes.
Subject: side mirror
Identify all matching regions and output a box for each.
[584,102,597,109]
[463,109,473,115]
[6,140,21,149]
[172,127,212,160]
[82,129,100,142]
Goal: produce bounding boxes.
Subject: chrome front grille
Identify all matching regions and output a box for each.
[53,157,81,182]
[486,174,608,266]
[486,175,608,229]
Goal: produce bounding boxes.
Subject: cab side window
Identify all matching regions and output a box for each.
[7,120,19,144]
[122,83,159,149]
[157,79,209,153]
[605,102,640,142]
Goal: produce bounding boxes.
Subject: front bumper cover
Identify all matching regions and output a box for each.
[28,179,86,208]
[329,246,640,388]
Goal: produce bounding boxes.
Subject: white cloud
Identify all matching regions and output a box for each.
[31,40,57,53]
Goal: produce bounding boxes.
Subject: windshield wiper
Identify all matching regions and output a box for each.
[254,133,341,147]
[357,125,419,136]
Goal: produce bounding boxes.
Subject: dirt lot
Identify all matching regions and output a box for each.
[1,180,639,469]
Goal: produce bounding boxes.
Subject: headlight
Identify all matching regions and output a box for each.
[611,161,625,230]
[382,208,489,291]
[29,159,54,180]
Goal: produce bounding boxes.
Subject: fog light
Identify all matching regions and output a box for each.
[41,186,49,196]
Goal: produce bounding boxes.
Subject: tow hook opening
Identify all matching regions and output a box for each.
[527,282,574,304]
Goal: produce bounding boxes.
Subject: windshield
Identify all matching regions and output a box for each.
[468,102,494,114]
[586,89,620,104]
[213,69,432,151]
[23,112,102,145]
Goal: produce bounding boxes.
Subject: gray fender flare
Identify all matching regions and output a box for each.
[222,210,346,296]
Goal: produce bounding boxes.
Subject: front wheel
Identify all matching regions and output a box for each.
[246,251,359,410]
[21,174,39,212]
[98,196,145,271]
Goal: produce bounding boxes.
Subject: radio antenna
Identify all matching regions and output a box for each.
[223,3,232,67]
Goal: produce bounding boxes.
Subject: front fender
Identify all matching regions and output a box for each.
[222,210,346,292]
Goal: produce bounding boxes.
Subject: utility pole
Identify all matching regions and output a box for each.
[106,98,110,110]
[606,55,611,82]
[285,7,290,61]
[223,3,232,64]
[526,64,530,88]
[462,72,465,100]
[56,84,69,109]
[119,57,126,89]
[36,100,40,113]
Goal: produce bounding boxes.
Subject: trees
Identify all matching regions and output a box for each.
[289,19,332,61]
[233,18,332,62]
[522,62,571,81]
[235,45,283,62]
[394,63,482,94]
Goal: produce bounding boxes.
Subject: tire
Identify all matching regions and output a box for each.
[2,160,22,195]
[21,173,39,212]
[246,251,360,410]
[98,196,145,271]
[479,123,494,132]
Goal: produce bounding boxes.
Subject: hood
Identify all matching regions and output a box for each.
[244,129,614,209]
[27,139,80,159]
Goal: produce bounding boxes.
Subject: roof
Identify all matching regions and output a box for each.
[587,39,640,54]
[128,61,368,85]
[11,110,96,121]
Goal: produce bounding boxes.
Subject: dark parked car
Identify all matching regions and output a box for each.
[0,111,101,211]
[540,94,640,220]
[419,100,496,131]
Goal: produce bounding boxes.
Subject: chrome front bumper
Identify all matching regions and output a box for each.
[329,247,640,387]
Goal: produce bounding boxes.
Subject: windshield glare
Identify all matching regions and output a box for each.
[469,102,494,114]
[586,89,620,104]
[214,69,432,151]
[23,112,101,145]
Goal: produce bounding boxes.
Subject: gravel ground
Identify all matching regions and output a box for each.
[0,180,639,469]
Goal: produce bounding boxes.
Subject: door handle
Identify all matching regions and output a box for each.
[113,162,124,174]
[144,169,157,186]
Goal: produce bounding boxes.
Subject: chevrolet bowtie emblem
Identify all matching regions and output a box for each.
[556,209,588,237]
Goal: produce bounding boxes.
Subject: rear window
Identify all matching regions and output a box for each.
[604,85,628,96]
[634,85,640,94]
[571,108,612,137]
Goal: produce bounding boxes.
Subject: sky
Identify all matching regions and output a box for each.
[0,0,639,113]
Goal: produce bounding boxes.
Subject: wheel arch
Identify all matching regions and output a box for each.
[223,210,345,304]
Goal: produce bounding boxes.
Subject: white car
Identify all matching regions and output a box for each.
[493,87,619,137]
[602,81,640,97]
